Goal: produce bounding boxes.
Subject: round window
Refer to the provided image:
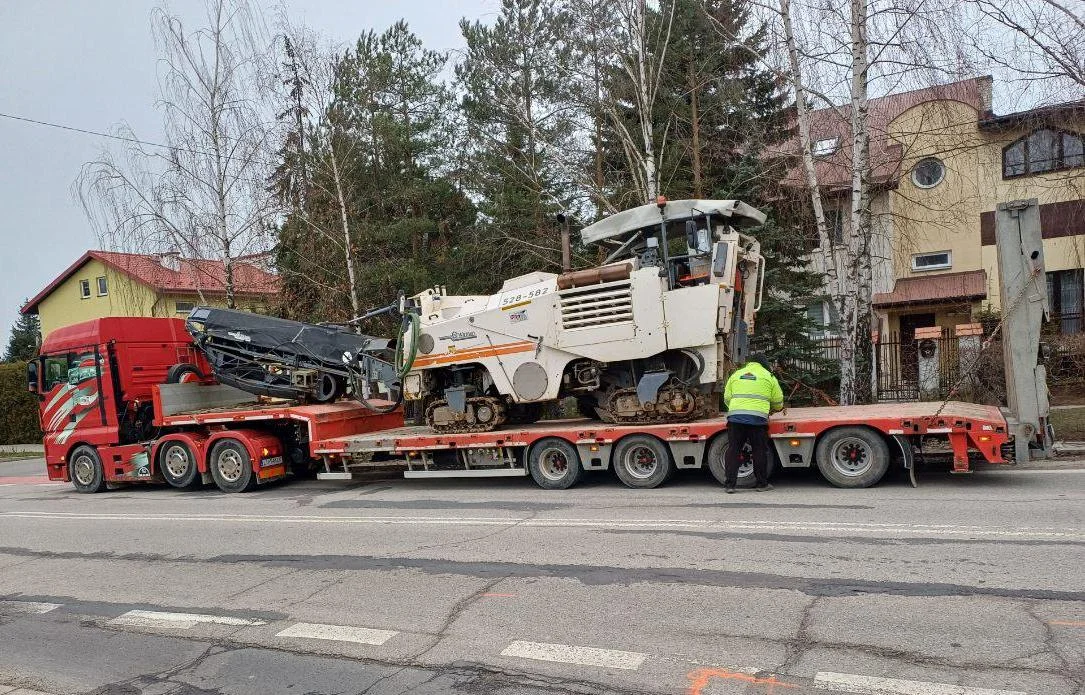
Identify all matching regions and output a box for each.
[911,157,945,188]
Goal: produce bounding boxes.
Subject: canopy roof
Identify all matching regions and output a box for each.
[580,199,767,244]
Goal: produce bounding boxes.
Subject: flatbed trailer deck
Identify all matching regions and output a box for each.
[313,400,1011,489]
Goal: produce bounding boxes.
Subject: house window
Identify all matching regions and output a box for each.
[1003,128,1085,178]
[805,301,840,336]
[912,251,952,271]
[79,279,91,299]
[175,301,195,314]
[96,276,108,296]
[812,138,839,157]
[1047,269,1083,334]
[911,157,945,188]
[825,208,845,245]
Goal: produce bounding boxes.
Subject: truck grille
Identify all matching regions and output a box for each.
[559,280,634,329]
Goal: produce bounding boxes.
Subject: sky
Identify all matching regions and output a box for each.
[0,0,494,350]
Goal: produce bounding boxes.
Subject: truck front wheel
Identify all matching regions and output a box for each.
[208,439,257,493]
[814,427,890,488]
[68,445,107,493]
[159,441,201,490]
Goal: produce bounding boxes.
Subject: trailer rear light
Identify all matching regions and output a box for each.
[789,439,800,447]
[978,435,991,442]
[589,444,599,452]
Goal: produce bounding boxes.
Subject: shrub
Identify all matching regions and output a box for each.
[0,362,43,445]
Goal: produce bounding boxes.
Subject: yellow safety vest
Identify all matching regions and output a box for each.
[724,362,784,419]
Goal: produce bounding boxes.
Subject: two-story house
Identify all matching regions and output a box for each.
[789,77,1083,343]
[21,250,280,338]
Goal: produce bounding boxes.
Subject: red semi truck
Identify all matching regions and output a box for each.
[28,316,1013,493]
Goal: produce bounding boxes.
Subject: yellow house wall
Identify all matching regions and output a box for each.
[36,259,158,338]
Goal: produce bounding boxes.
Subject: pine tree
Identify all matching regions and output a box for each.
[456,0,576,281]
[4,309,40,362]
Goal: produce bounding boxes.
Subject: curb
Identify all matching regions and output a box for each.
[0,445,43,454]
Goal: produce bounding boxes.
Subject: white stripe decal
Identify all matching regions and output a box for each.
[276,622,398,645]
[0,600,62,614]
[108,609,266,629]
[501,640,647,670]
[813,672,1027,695]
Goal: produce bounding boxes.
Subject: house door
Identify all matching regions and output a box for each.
[899,313,936,385]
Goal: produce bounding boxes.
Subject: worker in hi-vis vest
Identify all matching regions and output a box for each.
[722,356,784,492]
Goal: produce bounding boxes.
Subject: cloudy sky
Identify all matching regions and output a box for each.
[0,0,494,348]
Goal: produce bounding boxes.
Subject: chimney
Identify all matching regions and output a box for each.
[976,75,994,117]
[157,250,182,272]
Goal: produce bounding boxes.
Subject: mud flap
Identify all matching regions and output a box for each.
[891,434,917,488]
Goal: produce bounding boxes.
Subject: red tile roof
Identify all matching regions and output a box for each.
[873,269,987,308]
[774,77,993,191]
[21,250,280,314]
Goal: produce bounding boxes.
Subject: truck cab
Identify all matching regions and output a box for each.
[28,317,208,485]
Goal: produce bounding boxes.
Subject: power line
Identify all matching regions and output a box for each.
[0,111,176,152]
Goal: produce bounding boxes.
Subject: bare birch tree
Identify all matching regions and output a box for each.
[78,0,280,308]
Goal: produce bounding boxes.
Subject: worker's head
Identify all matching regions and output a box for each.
[745,353,771,370]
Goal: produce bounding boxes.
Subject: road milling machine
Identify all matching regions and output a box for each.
[401,198,766,433]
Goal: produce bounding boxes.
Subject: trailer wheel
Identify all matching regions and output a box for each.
[166,363,204,384]
[705,433,774,488]
[69,445,107,493]
[527,438,583,490]
[208,439,257,493]
[815,427,890,488]
[613,435,673,489]
[158,441,200,490]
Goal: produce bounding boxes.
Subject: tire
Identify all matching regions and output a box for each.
[166,363,204,384]
[527,437,583,490]
[158,440,201,490]
[68,445,107,493]
[612,434,673,489]
[313,373,344,403]
[705,433,776,488]
[208,439,258,493]
[814,427,891,488]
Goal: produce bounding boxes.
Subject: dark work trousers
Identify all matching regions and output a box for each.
[724,421,770,486]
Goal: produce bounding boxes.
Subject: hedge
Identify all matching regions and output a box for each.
[0,362,43,445]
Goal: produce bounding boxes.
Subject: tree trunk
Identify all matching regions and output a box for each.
[848,0,873,404]
[329,145,361,324]
[689,60,703,199]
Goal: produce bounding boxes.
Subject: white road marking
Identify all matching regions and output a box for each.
[500,640,647,670]
[0,600,62,614]
[1,510,1081,541]
[813,671,1027,695]
[108,609,266,629]
[276,622,398,645]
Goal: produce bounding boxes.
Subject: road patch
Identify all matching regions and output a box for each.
[813,671,1027,694]
[108,609,266,629]
[0,600,61,614]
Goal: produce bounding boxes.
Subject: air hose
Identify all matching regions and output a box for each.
[394,311,420,379]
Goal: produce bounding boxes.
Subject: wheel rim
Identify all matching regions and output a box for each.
[829,437,873,477]
[217,449,245,483]
[72,454,95,485]
[539,447,569,481]
[164,445,190,479]
[623,444,659,479]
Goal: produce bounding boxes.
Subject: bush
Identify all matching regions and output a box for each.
[0,362,42,445]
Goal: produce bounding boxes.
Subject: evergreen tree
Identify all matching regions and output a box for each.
[456,0,576,281]
[4,309,40,362]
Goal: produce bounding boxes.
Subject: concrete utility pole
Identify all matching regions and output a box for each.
[994,199,1052,463]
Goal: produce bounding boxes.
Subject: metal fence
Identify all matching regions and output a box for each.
[810,333,961,402]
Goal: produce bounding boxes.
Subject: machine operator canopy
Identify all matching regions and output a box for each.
[580,199,767,245]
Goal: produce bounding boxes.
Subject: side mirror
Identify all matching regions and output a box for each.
[27,361,38,394]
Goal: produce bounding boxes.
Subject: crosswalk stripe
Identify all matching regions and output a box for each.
[501,640,647,670]
[0,600,62,614]
[276,622,398,645]
[108,609,266,629]
[813,671,1027,695]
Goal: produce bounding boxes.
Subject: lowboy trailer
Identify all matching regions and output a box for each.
[310,400,1011,490]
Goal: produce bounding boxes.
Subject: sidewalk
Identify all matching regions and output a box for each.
[0,444,43,455]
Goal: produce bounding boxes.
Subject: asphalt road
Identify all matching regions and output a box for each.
[1,457,1083,695]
